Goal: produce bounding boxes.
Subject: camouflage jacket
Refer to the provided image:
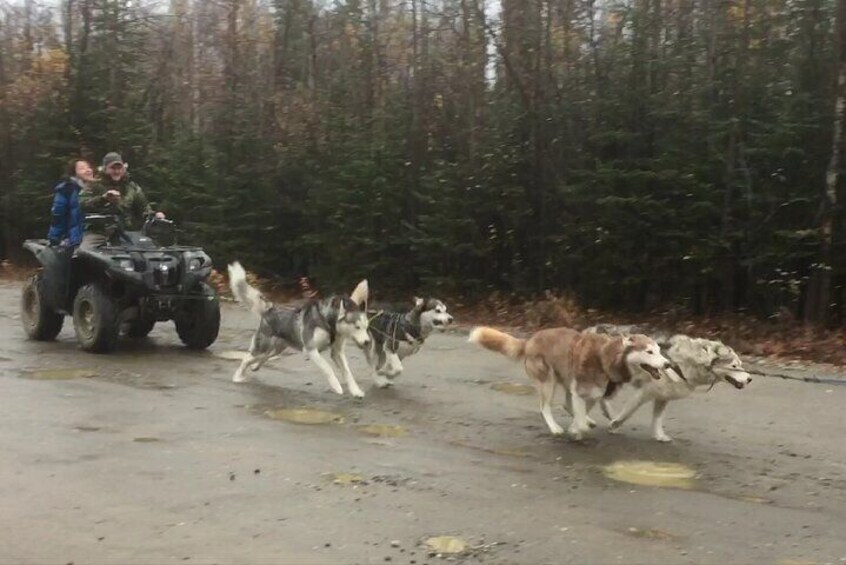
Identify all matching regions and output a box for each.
[80,175,152,232]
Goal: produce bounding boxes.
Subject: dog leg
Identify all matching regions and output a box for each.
[567,381,591,440]
[364,343,391,388]
[233,334,260,383]
[651,399,672,442]
[331,341,365,399]
[253,339,288,370]
[562,392,598,428]
[584,398,598,428]
[249,341,285,373]
[527,358,564,435]
[608,389,648,433]
[385,351,404,378]
[537,379,565,436]
[306,348,344,395]
[600,398,617,421]
[233,354,255,383]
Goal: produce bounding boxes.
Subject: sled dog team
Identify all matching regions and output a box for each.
[229,262,751,443]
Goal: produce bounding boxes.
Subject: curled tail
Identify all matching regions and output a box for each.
[468,326,526,360]
[227,262,271,316]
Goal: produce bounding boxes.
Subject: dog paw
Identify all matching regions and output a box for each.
[654,433,673,443]
[608,419,621,431]
[586,416,598,428]
[330,382,344,395]
[549,425,566,436]
[568,424,588,440]
[374,376,394,389]
[232,373,249,383]
[350,387,366,399]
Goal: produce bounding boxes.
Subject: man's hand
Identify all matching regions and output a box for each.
[105,189,121,203]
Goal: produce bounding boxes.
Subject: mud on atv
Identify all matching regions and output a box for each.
[21,215,220,353]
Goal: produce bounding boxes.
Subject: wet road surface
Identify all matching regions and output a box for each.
[1,282,845,564]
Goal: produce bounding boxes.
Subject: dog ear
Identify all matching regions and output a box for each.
[337,298,346,318]
[622,336,634,347]
[350,279,369,306]
[413,296,424,307]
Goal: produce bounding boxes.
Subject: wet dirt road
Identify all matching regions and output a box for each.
[1,282,846,565]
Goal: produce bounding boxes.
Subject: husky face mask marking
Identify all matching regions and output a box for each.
[338,282,371,348]
[707,344,751,389]
[337,306,371,348]
[623,335,673,380]
[418,298,454,331]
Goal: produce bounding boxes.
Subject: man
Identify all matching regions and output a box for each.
[79,152,165,248]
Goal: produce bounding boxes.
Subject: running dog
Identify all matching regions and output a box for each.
[363,297,454,388]
[468,326,677,439]
[227,262,372,398]
[586,325,752,442]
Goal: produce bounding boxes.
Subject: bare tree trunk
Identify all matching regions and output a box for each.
[805,0,846,326]
[0,16,12,259]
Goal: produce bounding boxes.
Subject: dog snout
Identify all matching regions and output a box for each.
[446,315,454,324]
[361,337,372,347]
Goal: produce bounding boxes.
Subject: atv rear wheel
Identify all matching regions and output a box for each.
[126,317,155,338]
[176,282,220,350]
[21,273,64,341]
[73,282,119,353]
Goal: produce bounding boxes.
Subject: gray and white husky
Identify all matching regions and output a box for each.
[363,297,454,388]
[227,262,372,398]
[585,325,752,441]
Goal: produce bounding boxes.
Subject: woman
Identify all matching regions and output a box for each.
[47,159,95,247]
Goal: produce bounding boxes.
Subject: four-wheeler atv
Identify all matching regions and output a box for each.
[21,214,220,353]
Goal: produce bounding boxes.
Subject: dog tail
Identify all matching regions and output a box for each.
[468,326,526,360]
[227,262,271,316]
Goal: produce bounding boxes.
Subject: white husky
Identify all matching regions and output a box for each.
[587,330,752,442]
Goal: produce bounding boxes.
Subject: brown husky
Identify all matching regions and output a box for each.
[469,326,677,439]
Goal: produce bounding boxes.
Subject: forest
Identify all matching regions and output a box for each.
[1,0,844,325]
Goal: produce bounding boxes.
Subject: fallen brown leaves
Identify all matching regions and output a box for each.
[3,261,845,366]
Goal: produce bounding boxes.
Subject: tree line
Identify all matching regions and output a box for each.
[1,0,844,325]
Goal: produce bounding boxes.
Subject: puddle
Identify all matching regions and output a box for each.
[425,536,468,554]
[602,460,697,490]
[74,426,100,432]
[329,472,365,485]
[624,527,678,541]
[133,437,160,443]
[491,382,535,395]
[212,350,248,361]
[357,424,408,438]
[265,408,344,425]
[21,368,98,380]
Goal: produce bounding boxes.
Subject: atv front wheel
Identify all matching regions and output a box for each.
[176,282,220,350]
[21,273,64,341]
[73,282,119,353]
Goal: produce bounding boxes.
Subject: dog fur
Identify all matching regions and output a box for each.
[586,325,752,441]
[227,262,372,397]
[468,326,676,439]
[363,297,454,388]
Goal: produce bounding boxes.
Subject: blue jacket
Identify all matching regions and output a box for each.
[47,178,84,246]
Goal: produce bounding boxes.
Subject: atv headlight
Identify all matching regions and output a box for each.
[113,257,134,272]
